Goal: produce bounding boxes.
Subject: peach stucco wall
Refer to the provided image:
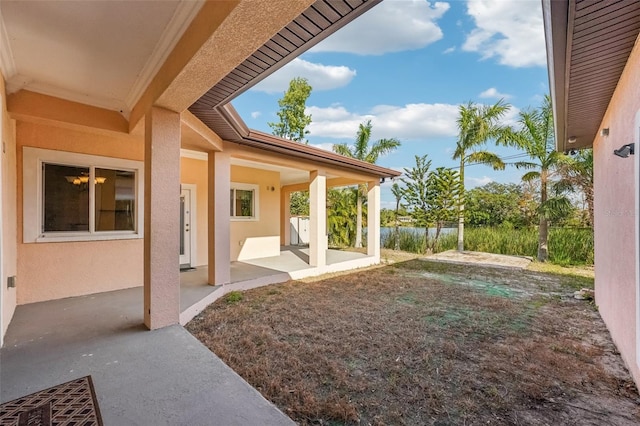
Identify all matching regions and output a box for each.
[16,119,144,304]
[1,73,18,338]
[230,165,280,261]
[180,156,208,266]
[593,37,640,387]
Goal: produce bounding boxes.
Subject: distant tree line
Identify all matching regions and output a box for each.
[270,78,593,262]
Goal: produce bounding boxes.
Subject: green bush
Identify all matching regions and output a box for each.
[224,291,244,304]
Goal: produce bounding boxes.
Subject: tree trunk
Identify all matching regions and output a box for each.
[586,186,594,228]
[457,158,465,252]
[355,191,363,248]
[424,225,430,254]
[538,171,549,262]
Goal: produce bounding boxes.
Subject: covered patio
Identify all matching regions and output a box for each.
[1,245,370,423]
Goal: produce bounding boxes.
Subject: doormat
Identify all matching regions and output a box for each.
[0,376,103,426]
[180,266,196,272]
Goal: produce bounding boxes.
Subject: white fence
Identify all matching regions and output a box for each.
[289,216,309,245]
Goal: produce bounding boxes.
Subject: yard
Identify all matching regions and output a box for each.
[187,254,640,425]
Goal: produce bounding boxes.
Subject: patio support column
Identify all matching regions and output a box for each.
[144,106,181,330]
[281,188,291,246]
[208,151,231,285]
[309,170,327,267]
[367,180,381,260]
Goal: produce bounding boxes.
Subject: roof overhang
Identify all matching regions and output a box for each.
[543,0,640,153]
[187,0,399,180]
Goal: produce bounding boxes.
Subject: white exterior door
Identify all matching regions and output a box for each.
[180,188,192,266]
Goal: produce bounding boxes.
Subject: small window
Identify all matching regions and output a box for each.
[230,183,259,221]
[23,147,144,243]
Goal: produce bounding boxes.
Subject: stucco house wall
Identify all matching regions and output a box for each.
[15,119,144,304]
[593,39,640,386]
[230,165,280,261]
[1,72,17,339]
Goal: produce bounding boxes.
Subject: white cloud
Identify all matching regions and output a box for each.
[462,0,546,67]
[479,87,511,100]
[443,46,456,54]
[251,58,356,93]
[310,142,334,152]
[250,111,261,119]
[311,0,450,55]
[307,103,460,140]
[466,175,493,187]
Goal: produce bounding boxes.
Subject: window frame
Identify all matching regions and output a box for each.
[230,182,259,222]
[23,147,144,243]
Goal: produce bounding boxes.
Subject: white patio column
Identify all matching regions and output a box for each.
[367,180,381,260]
[208,151,231,285]
[144,106,181,330]
[309,170,327,267]
[281,188,291,246]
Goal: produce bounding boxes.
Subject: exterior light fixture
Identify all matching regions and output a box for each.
[600,128,610,137]
[613,143,635,158]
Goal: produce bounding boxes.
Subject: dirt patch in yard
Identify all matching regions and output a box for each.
[187,259,640,425]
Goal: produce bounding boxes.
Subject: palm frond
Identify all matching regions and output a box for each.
[521,171,541,182]
[466,151,505,170]
[332,143,353,158]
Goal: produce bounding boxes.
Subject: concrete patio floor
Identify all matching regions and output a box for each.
[1,247,371,425]
[0,287,294,426]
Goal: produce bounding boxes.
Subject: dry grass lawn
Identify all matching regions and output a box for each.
[187,258,639,425]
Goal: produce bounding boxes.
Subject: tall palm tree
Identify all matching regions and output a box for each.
[453,100,510,252]
[333,120,401,248]
[390,182,404,250]
[500,95,571,261]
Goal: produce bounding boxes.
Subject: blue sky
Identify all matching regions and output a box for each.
[231,0,549,209]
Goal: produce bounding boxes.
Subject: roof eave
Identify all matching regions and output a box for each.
[542,0,569,153]
[214,104,400,179]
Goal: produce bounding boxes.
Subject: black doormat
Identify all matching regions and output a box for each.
[0,376,103,426]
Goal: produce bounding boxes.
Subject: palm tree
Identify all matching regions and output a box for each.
[390,182,404,250]
[453,99,510,252]
[333,120,401,248]
[500,95,571,261]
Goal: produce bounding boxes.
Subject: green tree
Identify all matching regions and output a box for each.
[268,77,312,143]
[327,188,357,247]
[289,191,309,216]
[428,167,461,243]
[500,95,571,261]
[401,155,433,253]
[556,149,594,227]
[333,120,401,248]
[453,99,510,251]
[465,182,524,228]
[390,182,404,250]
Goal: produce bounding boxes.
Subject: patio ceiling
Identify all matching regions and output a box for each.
[544,0,640,152]
[0,1,204,115]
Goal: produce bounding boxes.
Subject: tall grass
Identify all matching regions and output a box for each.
[382,227,594,265]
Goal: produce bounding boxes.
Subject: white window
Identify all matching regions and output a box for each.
[23,147,144,242]
[230,183,259,221]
